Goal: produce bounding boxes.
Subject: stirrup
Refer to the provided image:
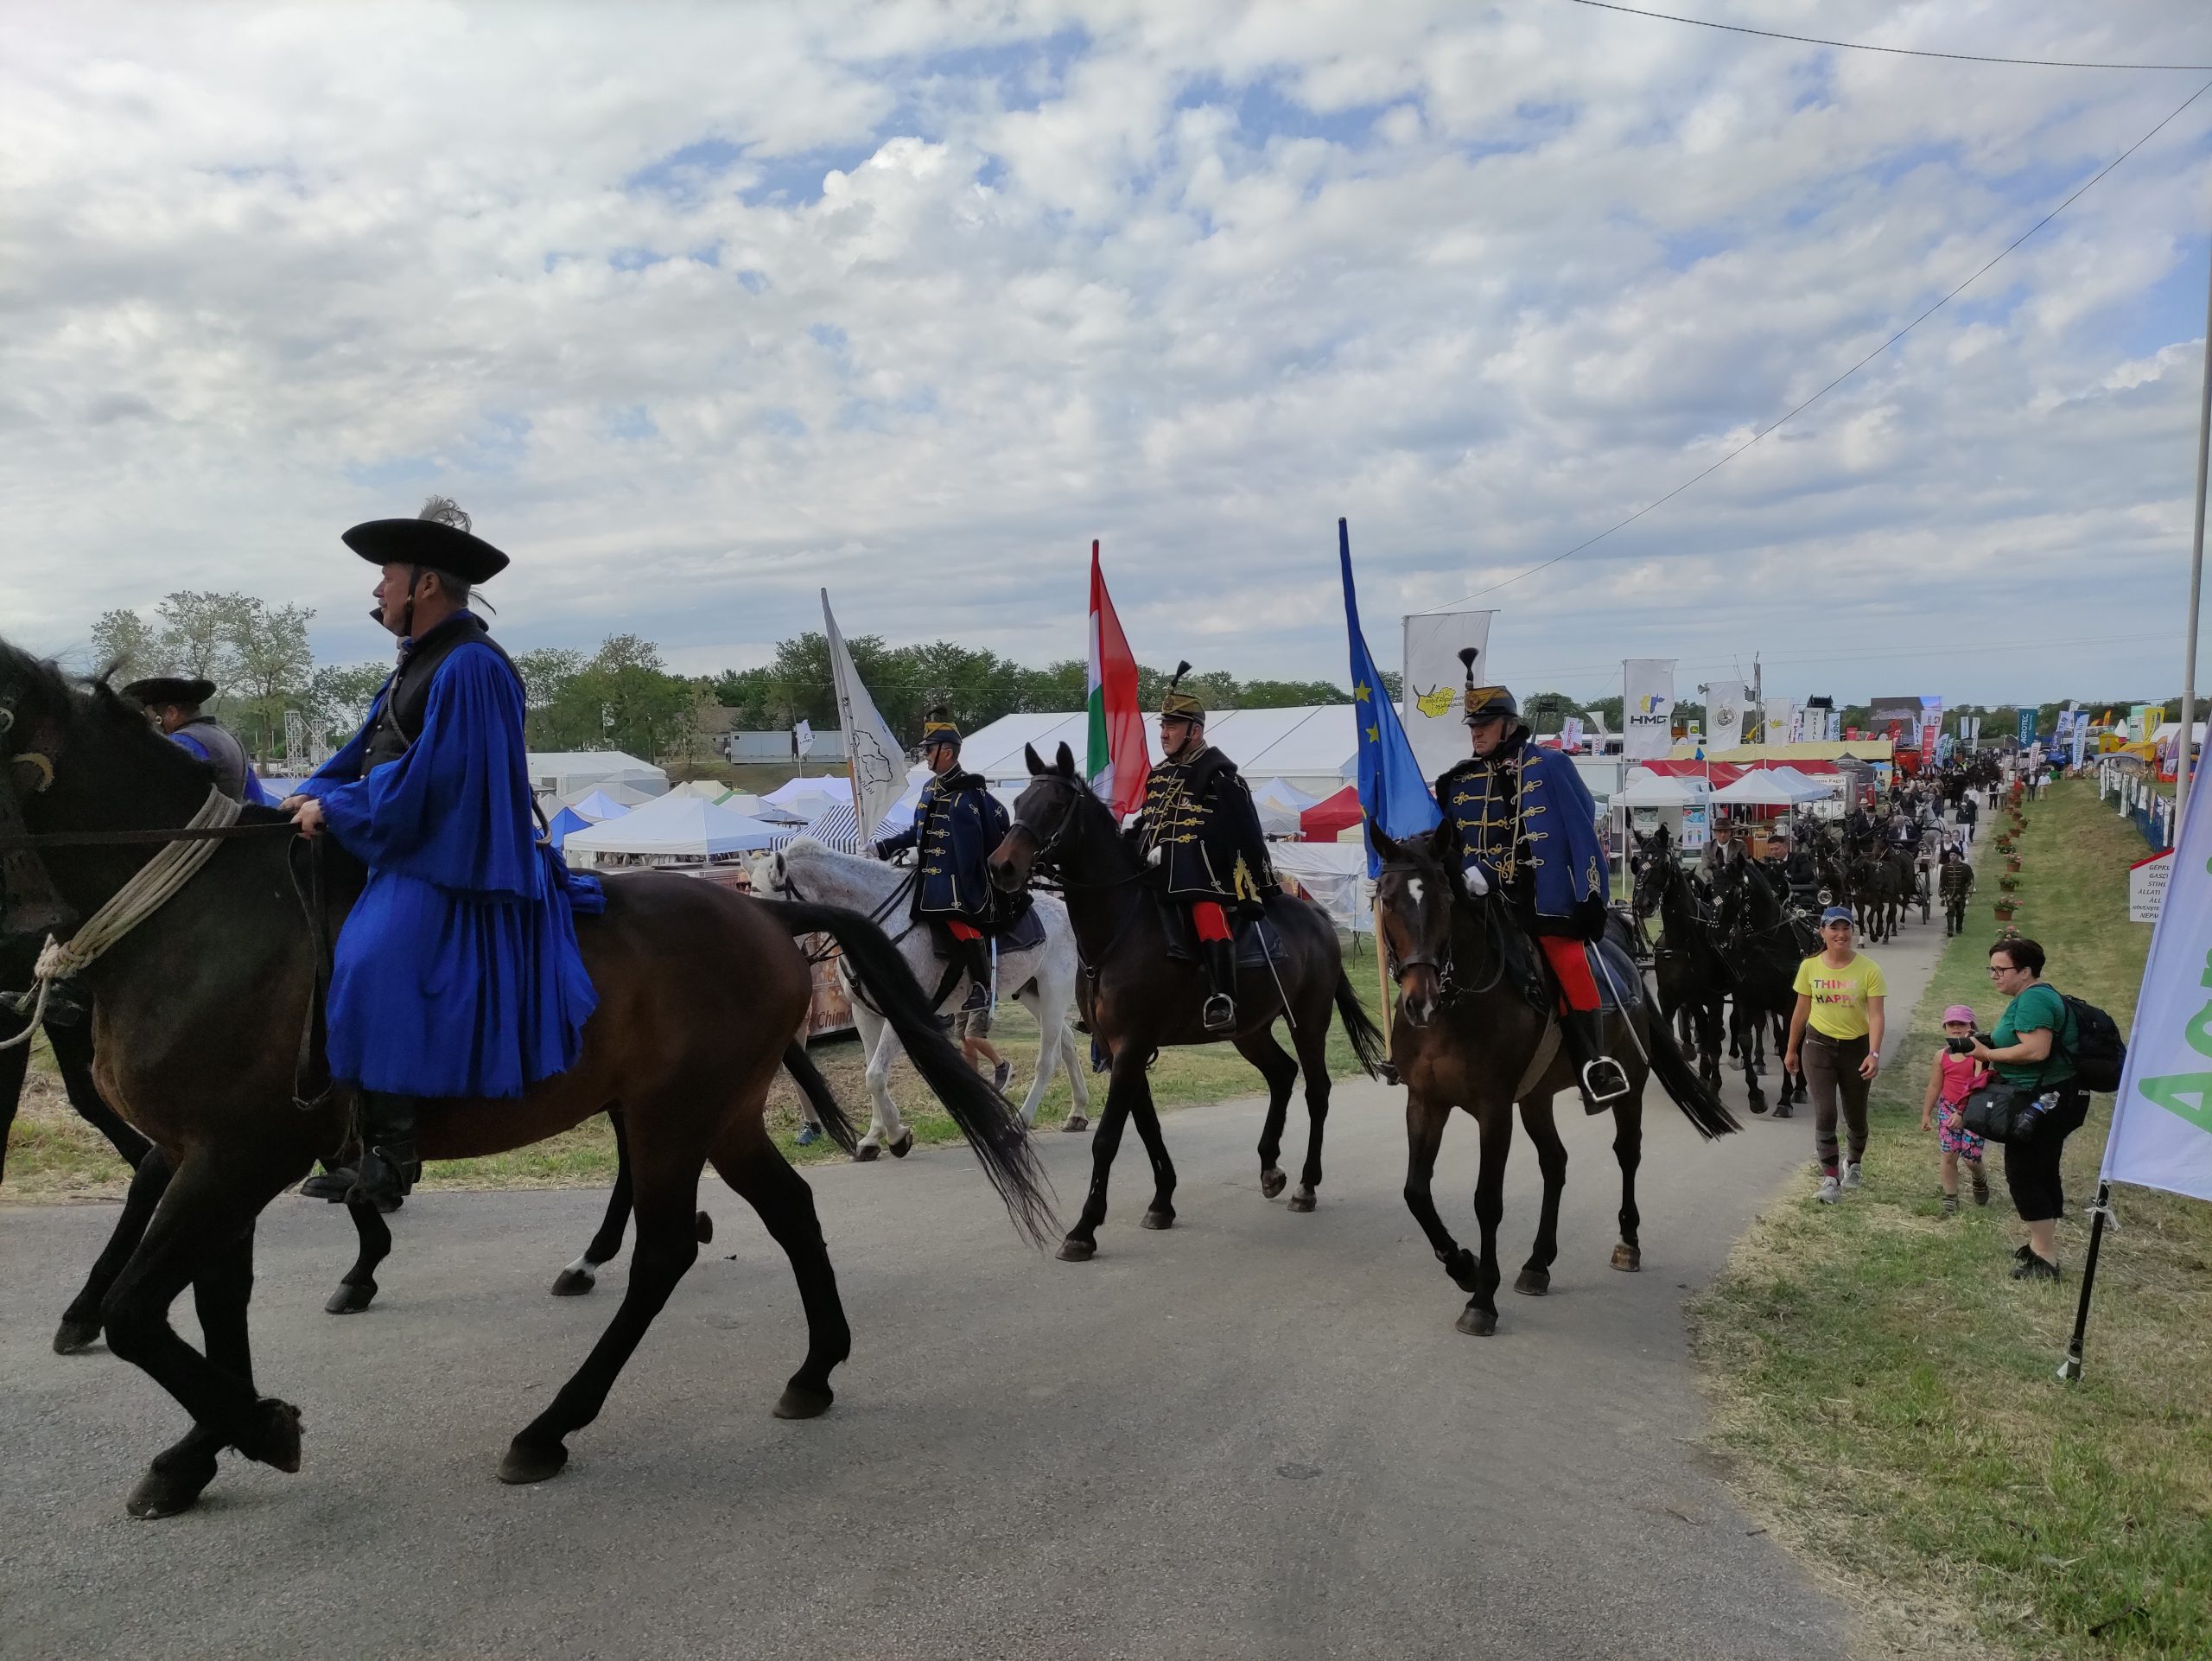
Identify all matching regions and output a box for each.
[1202,993,1236,1034]
[1580,1057,1630,1104]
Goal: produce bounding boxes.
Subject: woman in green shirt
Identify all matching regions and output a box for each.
[1971,936,2085,1282]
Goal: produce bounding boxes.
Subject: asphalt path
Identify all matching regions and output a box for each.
[0,889,1955,1661]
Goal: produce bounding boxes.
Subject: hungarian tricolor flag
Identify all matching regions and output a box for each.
[1086,540,1148,815]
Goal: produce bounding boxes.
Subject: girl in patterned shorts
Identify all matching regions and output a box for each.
[1921,1002,1991,1213]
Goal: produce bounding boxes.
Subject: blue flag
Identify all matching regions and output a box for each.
[1339,519,1441,877]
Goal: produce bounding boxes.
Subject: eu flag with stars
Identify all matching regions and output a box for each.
[1338,518,1441,877]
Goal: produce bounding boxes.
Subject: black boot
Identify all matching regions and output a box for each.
[347,1091,421,1213]
[1201,938,1238,1034]
[959,937,991,1013]
[1562,1010,1630,1114]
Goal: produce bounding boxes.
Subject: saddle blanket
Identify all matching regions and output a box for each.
[929,901,1046,961]
[1158,901,1286,969]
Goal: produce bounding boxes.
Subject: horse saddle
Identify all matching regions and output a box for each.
[992,903,1046,956]
[1502,929,1642,1021]
[1156,898,1284,969]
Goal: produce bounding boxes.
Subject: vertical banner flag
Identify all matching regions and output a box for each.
[1560,715,1586,752]
[2019,707,2038,747]
[1706,679,1747,750]
[1087,541,1150,816]
[1402,608,1496,783]
[1622,659,1675,760]
[1342,520,1440,875]
[793,718,816,758]
[821,589,906,851]
[1788,702,1806,744]
[1921,697,1942,762]
[2101,771,2212,1203]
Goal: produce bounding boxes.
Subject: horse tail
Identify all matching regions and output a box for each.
[781,1040,858,1156]
[1332,971,1389,1079]
[766,900,1056,1246]
[1638,1003,1740,1140]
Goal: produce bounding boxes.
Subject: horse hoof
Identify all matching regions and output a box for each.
[1444,1249,1481,1294]
[52,1317,101,1355]
[1611,1244,1643,1273]
[241,1398,304,1473]
[550,1265,597,1297]
[772,1382,836,1420]
[1514,1269,1550,1296]
[126,1461,216,1520]
[695,1211,714,1243]
[1140,1208,1174,1231]
[1061,1115,1089,1133]
[1259,1168,1287,1200]
[1287,1188,1317,1213]
[1056,1236,1097,1263]
[888,1131,914,1159]
[323,1282,377,1315]
[1456,1304,1499,1337]
[1748,1098,1768,1116]
[853,1143,881,1163]
[498,1437,569,1486]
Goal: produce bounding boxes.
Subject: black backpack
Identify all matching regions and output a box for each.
[2058,994,2126,1093]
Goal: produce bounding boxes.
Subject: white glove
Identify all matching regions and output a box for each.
[1464,861,1491,897]
[1147,844,1163,868]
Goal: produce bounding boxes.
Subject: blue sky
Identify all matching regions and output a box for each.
[4,1,2210,710]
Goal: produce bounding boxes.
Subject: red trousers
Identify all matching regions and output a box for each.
[1188,901,1231,943]
[1537,934,1599,1013]
[945,920,983,943]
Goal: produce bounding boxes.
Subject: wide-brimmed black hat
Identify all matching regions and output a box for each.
[342,498,509,583]
[121,675,216,709]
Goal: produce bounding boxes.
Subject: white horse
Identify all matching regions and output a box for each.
[750,837,1090,1153]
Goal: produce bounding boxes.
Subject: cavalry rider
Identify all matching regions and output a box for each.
[283,498,601,1210]
[1128,664,1275,1033]
[874,707,1007,1016]
[1433,657,1629,1112]
[121,674,270,805]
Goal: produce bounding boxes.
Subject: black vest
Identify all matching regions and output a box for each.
[359,613,523,777]
[174,716,251,801]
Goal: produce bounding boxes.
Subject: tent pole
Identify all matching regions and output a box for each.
[2058,1181,2113,1383]
[2175,232,2212,836]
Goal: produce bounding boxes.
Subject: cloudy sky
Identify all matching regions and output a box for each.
[5,1,2209,710]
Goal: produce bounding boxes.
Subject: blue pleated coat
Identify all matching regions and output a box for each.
[301,641,602,1099]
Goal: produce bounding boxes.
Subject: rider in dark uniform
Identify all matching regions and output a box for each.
[874,709,1007,1016]
[1433,655,1629,1112]
[120,676,269,805]
[1128,664,1276,1033]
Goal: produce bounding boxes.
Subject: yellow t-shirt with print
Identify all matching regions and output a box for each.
[1792,952,1888,1041]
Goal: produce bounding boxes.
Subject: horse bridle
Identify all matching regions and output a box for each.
[1004,776,1141,893]
[1375,856,1514,1004]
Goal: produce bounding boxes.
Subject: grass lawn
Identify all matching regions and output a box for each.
[1690,780,2212,1660]
[3,934,1392,1198]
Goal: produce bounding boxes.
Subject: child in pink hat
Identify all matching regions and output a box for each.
[1920,1003,1991,1212]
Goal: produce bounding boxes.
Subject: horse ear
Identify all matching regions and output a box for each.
[1025,742,1046,776]
[1370,823,1404,863]
[1054,741,1075,777]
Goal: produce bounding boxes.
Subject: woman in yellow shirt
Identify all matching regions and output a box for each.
[1783,906,1888,1204]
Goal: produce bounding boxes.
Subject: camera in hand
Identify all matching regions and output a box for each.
[1945,1034,1977,1056]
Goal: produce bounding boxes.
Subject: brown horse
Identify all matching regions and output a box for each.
[986,743,1386,1262]
[0,642,1052,1518]
[1370,824,1737,1336]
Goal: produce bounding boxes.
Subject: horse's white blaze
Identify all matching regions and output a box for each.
[1407,877,1425,908]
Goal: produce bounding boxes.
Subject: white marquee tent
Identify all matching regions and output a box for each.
[530,752,668,800]
[563,792,785,865]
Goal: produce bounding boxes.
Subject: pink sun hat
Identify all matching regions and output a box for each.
[1942,1004,1977,1027]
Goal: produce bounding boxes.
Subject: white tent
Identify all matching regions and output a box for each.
[671,780,732,802]
[765,774,852,808]
[720,791,806,824]
[561,780,657,811]
[1269,840,1372,934]
[1710,771,1812,807]
[529,752,668,800]
[563,792,784,864]
[1764,766,1839,802]
[1613,768,1702,807]
[563,788,635,821]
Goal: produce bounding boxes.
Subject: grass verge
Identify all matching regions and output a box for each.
[1689,780,2212,1660]
[3,935,1391,1199]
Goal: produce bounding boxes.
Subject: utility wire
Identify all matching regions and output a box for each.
[1422,73,2212,612]
[1566,1,2212,72]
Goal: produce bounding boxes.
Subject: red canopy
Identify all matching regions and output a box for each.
[1300,785,1363,843]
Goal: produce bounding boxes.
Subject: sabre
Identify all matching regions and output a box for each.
[1259,924,1298,1033]
[988,935,1000,1016]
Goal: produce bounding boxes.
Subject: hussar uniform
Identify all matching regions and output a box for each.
[874,710,1007,1016]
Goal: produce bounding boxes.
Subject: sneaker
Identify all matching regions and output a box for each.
[2012,1243,2036,1263]
[2011,1252,2061,1282]
[1842,1161,1864,1190]
[991,1059,1013,1094]
[793,1123,821,1147]
[1816,1174,1841,1204]
[1970,1166,1990,1206]
[1941,1192,1959,1215]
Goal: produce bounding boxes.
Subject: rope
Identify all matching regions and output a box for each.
[0,787,240,1050]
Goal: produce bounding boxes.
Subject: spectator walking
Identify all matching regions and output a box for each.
[1972,937,2088,1281]
[1783,906,1888,1204]
[955,1005,1014,1095]
[1920,1003,1990,1212]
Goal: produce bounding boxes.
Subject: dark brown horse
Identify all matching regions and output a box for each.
[0,642,1052,1518]
[2,934,149,1185]
[985,743,1386,1261]
[1370,824,1737,1336]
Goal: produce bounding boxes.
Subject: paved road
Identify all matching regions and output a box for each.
[0,899,1954,1661]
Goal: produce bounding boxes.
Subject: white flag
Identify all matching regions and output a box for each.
[1788,702,1805,744]
[793,718,816,758]
[1402,609,1495,782]
[2100,789,2212,1202]
[1622,659,1675,760]
[821,590,905,851]
[1706,680,1746,749]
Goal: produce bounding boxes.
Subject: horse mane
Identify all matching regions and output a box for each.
[0,637,226,801]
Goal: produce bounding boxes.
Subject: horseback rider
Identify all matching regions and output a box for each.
[283,497,602,1210]
[1127,663,1276,1033]
[1433,652,1629,1112]
[874,707,1007,1018]
[120,675,270,805]
[1695,813,1741,882]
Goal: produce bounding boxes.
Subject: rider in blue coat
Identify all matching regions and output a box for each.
[874,709,1007,1014]
[287,499,602,1208]
[120,676,269,805]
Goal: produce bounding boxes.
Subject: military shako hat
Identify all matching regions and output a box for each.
[921,706,962,748]
[343,495,510,584]
[121,675,217,710]
[1458,646,1518,724]
[1160,661,1206,724]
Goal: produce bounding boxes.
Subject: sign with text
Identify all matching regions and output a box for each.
[2130,850,2172,924]
[1622,659,1675,760]
[1402,609,1496,782]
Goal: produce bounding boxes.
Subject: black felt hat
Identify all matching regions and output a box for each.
[120,675,216,709]
[342,496,509,582]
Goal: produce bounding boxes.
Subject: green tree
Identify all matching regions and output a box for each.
[306,662,391,750]
[89,608,157,683]
[538,634,697,760]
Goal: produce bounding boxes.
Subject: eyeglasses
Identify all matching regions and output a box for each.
[1986,964,2015,976]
